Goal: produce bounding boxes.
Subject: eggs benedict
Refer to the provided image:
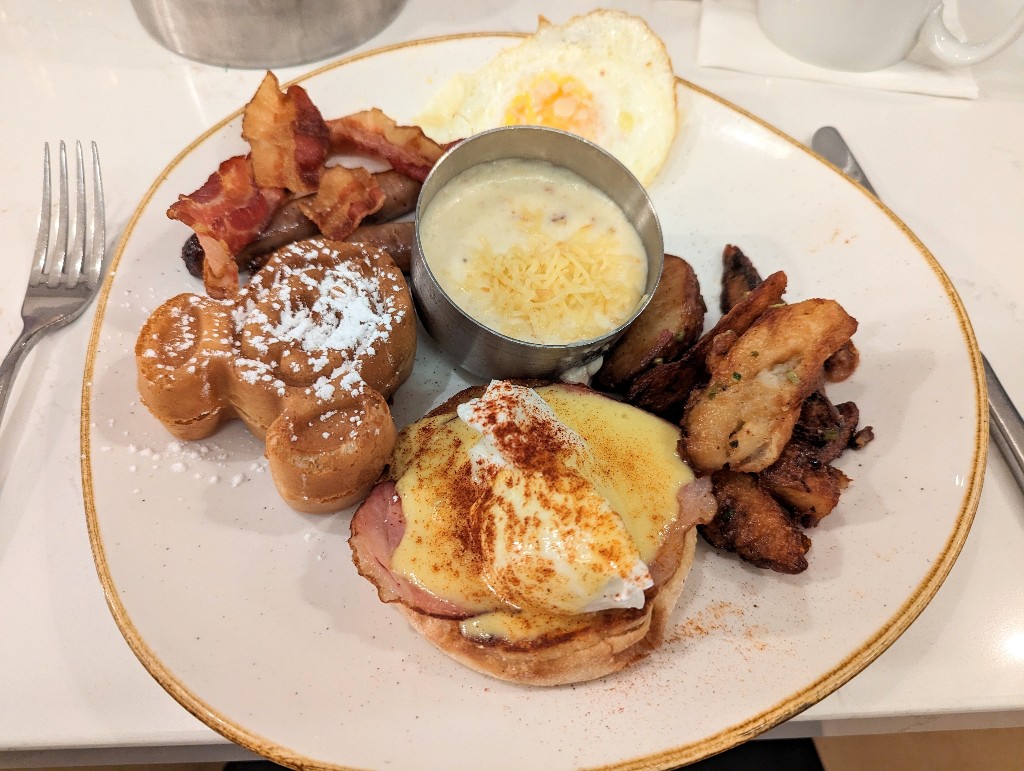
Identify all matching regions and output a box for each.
[349,380,715,685]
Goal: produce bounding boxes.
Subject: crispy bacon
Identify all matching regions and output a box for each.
[197,235,238,300]
[297,165,386,239]
[242,71,329,194]
[167,155,283,298]
[327,108,444,182]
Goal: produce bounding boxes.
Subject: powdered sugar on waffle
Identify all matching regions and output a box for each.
[231,239,407,400]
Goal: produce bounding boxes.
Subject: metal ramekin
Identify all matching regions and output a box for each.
[411,125,664,381]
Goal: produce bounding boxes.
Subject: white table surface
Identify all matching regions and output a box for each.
[1,0,1022,767]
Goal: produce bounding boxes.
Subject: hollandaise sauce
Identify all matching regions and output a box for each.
[389,382,694,644]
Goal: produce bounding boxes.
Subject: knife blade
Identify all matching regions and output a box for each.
[811,125,1024,493]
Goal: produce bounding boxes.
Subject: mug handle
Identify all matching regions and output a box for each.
[920,2,1024,66]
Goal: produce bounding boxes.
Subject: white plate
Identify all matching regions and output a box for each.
[83,34,986,770]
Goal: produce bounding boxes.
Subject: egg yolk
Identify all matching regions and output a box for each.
[504,72,600,140]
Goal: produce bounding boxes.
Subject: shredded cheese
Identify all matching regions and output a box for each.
[420,157,648,345]
[464,208,642,343]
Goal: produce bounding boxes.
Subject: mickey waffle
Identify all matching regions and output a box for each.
[135,238,416,513]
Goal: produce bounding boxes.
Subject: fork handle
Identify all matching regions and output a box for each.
[0,325,48,427]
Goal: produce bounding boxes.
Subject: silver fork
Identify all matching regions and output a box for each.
[0,141,106,426]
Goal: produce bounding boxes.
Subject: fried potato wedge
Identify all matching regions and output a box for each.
[720,244,762,314]
[824,340,860,382]
[720,245,860,382]
[700,470,811,574]
[626,271,788,421]
[682,299,858,473]
[595,254,706,391]
[760,393,858,527]
[792,391,860,464]
[760,442,851,528]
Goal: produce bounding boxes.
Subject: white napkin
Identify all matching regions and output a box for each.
[697,0,979,99]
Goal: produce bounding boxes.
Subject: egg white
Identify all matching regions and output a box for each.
[416,10,678,186]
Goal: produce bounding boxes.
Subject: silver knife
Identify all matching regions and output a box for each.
[811,126,878,197]
[811,126,1024,492]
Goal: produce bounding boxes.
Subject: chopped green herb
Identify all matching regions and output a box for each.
[732,371,742,381]
[785,369,800,384]
[750,350,759,358]
[823,427,840,441]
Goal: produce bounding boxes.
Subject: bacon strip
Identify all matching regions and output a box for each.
[327,109,444,182]
[242,72,330,194]
[167,155,283,298]
[350,481,474,619]
[297,165,386,240]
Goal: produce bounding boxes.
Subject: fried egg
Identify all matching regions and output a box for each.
[416,10,678,186]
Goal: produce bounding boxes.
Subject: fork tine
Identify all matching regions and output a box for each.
[44,141,70,288]
[84,141,105,287]
[29,144,52,286]
[66,141,87,286]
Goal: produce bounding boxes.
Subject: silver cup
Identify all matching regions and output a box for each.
[130,0,407,69]
[412,126,664,381]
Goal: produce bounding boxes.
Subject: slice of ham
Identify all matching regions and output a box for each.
[647,475,716,587]
[167,155,284,298]
[327,109,444,182]
[350,473,715,617]
[350,481,474,619]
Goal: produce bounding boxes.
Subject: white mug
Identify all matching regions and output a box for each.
[757,0,1024,72]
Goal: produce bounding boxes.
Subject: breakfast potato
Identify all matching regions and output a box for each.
[760,394,859,528]
[791,391,860,462]
[595,254,706,392]
[824,340,860,382]
[681,298,858,473]
[720,244,763,314]
[722,244,860,382]
[626,271,788,421]
[700,470,811,574]
[759,442,850,529]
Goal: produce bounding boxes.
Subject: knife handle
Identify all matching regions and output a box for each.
[984,354,1024,493]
